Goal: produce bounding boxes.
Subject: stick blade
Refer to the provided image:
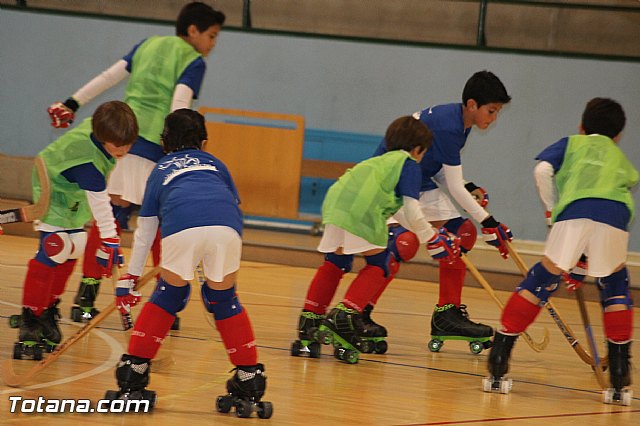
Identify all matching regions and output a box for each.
[1,359,41,387]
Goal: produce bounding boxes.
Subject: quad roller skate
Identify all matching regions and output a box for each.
[39,300,62,352]
[216,364,273,419]
[603,341,633,406]
[290,310,323,358]
[482,331,518,394]
[428,304,493,354]
[104,354,157,411]
[316,303,371,364]
[13,308,44,361]
[70,277,101,322]
[361,304,388,354]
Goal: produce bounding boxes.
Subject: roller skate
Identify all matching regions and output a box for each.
[216,363,273,419]
[603,341,633,406]
[482,331,517,393]
[70,277,101,322]
[39,300,62,352]
[13,308,44,361]
[361,304,388,354]
[290,310,323,358]
[317,303,371,364]
[428,304,493,354]
[104,354,157,411]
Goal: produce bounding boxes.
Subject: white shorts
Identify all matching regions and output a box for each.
[317,224,385,254]
[390,188,459,224]
[544,219,628,277]
[107,154,156,205]
[161,226,242,282]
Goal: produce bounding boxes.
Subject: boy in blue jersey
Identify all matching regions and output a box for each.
[108,109,271,417]
[370,71,512,348]
[486,98,637,403]
[292,116,461,363]
[47,2,226,322]
[14,101,137,360]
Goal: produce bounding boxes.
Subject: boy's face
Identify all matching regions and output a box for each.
[467,100,504,130]
[187,24,222,57]
[104,142,131,159]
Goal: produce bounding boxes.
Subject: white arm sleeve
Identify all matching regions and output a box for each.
[71,60,129,106]
[128,216,159,277]
[440,164,490,224]
[170,84,195,111]
[394,196,437,243]
[86,190,118,239]
[534,161,556,212]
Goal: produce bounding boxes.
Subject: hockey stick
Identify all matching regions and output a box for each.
[575,287,608,389]
[461,255,549,352]
[505,240,607,368]
[0,156,51,224]
[1,266,161,387]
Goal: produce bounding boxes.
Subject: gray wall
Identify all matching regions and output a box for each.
[2,9,640,249]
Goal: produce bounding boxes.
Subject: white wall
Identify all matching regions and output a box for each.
[2,8,640,249]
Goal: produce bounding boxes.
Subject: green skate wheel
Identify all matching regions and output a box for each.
[257,401,273,419]
[428,338,443,352]
[216,395,233,413]
[8,314,21,328]
[469,341,483,355]
[334,347,358,364]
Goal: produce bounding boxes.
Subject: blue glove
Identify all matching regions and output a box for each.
[426,228,460,263]
[96,236,125,277]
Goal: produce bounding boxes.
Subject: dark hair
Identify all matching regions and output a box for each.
[384,116,432,154]
[161,109,208,153]
[176,2,226,36]
[581,97,626,139]
[462,70,511,107]
[92,101,138,147]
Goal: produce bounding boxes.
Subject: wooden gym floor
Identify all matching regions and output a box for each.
[1,233,639,425]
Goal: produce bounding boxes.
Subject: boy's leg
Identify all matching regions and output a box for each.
[72,222,107,320]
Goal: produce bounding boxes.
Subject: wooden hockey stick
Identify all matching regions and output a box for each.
[0,156,51,224]
[505,240,608,368]
[575,286,608,389]
[461,255,549,352]
[1,266,161,387]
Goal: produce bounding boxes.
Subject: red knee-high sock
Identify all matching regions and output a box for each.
[303,261,346,314]
[603,309,633,342]
[343,265,387,312]
[216,310,257,366]
[82,222,104,279]
[368,257,399,306]
[49,259,77,306]
[22,259,55,316]
[128,302,175,359]
[151,229,161,279]
[501,292,542,334]
[438,257,466,306]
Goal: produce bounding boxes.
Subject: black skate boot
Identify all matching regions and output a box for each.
[70,277,101,322]
[428,304,493,354]
[39,300,62,352]
[483,331,518,393]
[291,310,323,358]
[604,341,633,405]
[216,364,273,419]
[317,303,372,363]
[13,308,44,361]
[104,354,157,411]
[361,304,388,354]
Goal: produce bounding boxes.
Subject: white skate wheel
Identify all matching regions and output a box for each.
[499,378,512,394]
[482,377,492,392]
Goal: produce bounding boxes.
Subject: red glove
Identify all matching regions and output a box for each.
[96,236,125,277]
[115,273,142,330]
[426,228,461,263]
[563,255,588,292]
[47,98,78,129]
[481,216,513,259]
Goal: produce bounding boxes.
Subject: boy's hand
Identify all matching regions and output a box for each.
[96,236,125,276]
[481,216,513,259]
[115,273,141,330]
[464,181,489,207]
[47,98,79,128]
[545,211,552,228]
[426,228,460,263]
[563,255,588,292]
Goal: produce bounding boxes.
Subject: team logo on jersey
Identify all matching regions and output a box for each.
[158,154,219,185]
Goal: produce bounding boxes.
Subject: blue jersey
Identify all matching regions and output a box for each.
[536,137,629,230]
[139,149,243,238]
[374,103,470,191]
